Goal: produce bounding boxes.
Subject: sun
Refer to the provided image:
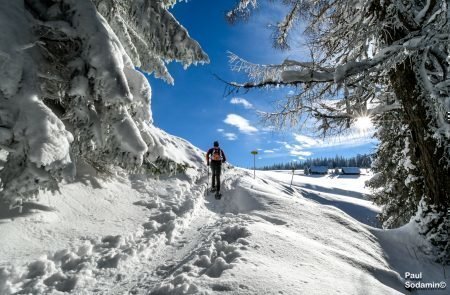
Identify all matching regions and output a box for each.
[355,116,373,130]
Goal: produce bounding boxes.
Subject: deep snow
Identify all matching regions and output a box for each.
[0,133,448,294]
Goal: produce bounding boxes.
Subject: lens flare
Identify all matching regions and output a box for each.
[355,116,372,130]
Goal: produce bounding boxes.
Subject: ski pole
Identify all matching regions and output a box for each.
[206,163,210,193]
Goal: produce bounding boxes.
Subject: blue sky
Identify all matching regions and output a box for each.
[147,0,377,168]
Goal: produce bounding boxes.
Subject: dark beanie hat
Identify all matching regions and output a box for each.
[213,141,219,147]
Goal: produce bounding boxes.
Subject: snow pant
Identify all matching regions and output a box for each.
[210,161,222,192]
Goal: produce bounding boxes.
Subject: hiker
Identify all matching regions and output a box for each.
[206,141,227,196]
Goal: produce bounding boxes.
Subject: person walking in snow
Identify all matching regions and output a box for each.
[206,141,226,198]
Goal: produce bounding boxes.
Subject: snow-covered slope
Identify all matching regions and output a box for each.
[0,133,448,294]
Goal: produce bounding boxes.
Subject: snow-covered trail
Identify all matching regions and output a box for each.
[104,168,416,294]
[1,164,449,294]
[140,168,448,295]
[101,210,218,294]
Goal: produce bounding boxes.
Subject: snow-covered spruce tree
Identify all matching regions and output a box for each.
[0,0,208,204]
[366,109,424,229]
[227,0,450,262]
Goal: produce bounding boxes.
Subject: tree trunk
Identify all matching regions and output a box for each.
[389,57,450,208]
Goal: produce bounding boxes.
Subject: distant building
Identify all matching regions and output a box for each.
[309,166,328,174]
[341,167,361,175]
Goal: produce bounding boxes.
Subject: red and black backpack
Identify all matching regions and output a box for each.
[211,147,222,161]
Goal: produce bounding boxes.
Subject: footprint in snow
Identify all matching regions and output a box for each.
[149,218,253,294]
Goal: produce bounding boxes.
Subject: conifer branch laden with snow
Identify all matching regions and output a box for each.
[227,0,450,263]
[0,0,208,204]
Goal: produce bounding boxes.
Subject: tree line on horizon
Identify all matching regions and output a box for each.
[258,154,372,170]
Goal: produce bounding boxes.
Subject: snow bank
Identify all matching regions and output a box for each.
[0,130,208,294]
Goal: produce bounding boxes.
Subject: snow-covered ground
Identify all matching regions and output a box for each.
[0,135,448,294]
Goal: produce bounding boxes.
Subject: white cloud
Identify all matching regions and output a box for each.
[293,132,376,149]
[280,134,316,158]
[224,114,258,134]
[264,150,274,153]
[230,97,253,109]
[217,128,238,141]
[279,131,376,159]
[224,132,237,141]
[290,150,312,156]
[293,134,320,148]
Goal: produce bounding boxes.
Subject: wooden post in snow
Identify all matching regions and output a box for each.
[251,150,258,179]
[290,167,295,188]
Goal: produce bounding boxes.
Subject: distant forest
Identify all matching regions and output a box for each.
[259,154,372,170]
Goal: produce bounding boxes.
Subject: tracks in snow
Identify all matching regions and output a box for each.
[126,168,256,294]
[0,168,256,294]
